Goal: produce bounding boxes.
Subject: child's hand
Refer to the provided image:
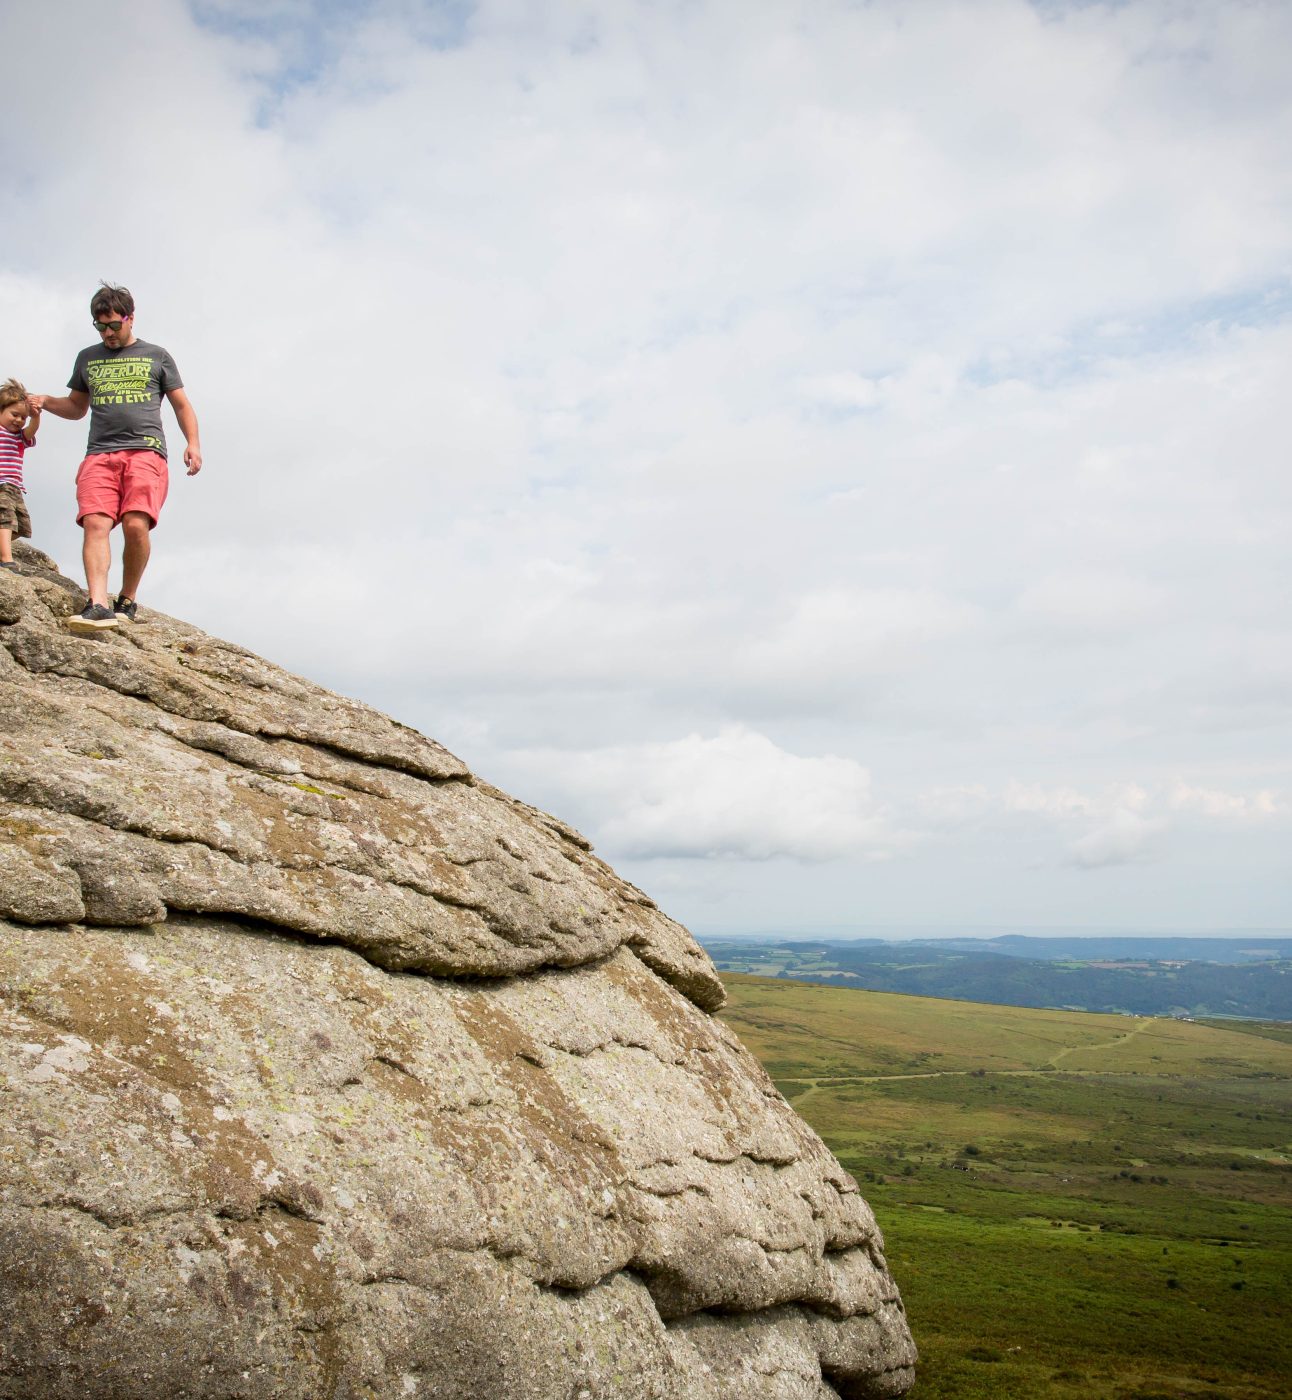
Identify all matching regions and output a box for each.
[26,394,45,413]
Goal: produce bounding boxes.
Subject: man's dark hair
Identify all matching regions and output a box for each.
[90,283,135,319]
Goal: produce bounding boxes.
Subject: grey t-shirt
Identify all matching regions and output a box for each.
[68,338,183,459]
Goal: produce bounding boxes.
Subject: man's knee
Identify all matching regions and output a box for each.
[121,511,153,540]
[81,512,113,539]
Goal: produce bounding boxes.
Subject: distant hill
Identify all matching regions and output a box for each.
[699,936,1292,1019]
[910,933,1292,963]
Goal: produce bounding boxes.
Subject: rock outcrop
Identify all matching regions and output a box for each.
[0,543,916,1399]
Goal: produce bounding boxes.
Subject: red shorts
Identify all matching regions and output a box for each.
[75,450,170,527]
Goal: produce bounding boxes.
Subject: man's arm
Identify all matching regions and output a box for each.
[28,389,89,421]
[166,388,202,476]
[21,404,41,446]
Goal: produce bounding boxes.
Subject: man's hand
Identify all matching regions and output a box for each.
[35,390,89,421]
[167,389,201,475]
[26,394,46,413]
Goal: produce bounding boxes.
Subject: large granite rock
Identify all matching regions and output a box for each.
[0,544,916,1399]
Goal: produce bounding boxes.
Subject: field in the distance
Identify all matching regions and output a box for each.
[720,975,1292,1400]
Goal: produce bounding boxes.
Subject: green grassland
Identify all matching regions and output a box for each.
[720,975,1292,1400]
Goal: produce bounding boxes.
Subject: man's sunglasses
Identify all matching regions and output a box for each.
[93,318,129,332]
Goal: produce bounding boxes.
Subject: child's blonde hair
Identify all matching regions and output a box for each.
[0,379,28,412]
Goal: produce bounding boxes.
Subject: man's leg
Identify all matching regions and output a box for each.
[119,511,152,602]
[81,513,114,606]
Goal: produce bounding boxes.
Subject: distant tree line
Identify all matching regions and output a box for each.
[705,941,1292,1019]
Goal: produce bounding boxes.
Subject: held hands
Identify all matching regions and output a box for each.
[18,392,200,469]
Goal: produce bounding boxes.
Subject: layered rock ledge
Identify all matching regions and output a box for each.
[0,544,916,1399]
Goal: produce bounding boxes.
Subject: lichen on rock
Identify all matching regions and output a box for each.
[0,543,915,1399]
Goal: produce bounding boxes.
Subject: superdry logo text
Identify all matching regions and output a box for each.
[84,356,156,406]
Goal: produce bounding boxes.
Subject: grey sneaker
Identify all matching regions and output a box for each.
[113,594,138,622]
[0,561,17,571]
[67,602,119,634]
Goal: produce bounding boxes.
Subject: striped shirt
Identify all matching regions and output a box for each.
[0,426,28,492]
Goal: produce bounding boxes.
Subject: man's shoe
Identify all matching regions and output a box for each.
[67,602,120,634]
[113,595,138,622]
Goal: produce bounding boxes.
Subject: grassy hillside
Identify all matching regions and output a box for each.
[720,975,1292,1400]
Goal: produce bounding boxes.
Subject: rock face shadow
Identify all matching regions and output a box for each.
[0,543,916,1399]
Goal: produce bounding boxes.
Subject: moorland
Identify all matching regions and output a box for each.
[720,974,1292,1400]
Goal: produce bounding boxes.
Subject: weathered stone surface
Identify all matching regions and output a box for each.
[0,543,915,1399]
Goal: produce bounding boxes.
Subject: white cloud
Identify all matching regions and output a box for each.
[505,727,900,862]
[1067,810,1164,870]
[1004,780,1150,821]
[797,372,881,414]
[914,776,1284,875]
[739,588,983,695]
[1169,782,1282,821]
[1011,573,1168,637]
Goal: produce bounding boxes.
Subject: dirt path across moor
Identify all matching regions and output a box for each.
[777,1021,1160,1107]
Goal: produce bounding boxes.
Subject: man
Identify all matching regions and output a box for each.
[32,284,201,633]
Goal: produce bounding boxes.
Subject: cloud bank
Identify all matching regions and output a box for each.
[3,0,1289,932]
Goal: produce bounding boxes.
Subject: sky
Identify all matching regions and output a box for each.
[4,0,1290,937]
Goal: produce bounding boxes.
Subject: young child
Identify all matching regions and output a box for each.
[0,378,39,571]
